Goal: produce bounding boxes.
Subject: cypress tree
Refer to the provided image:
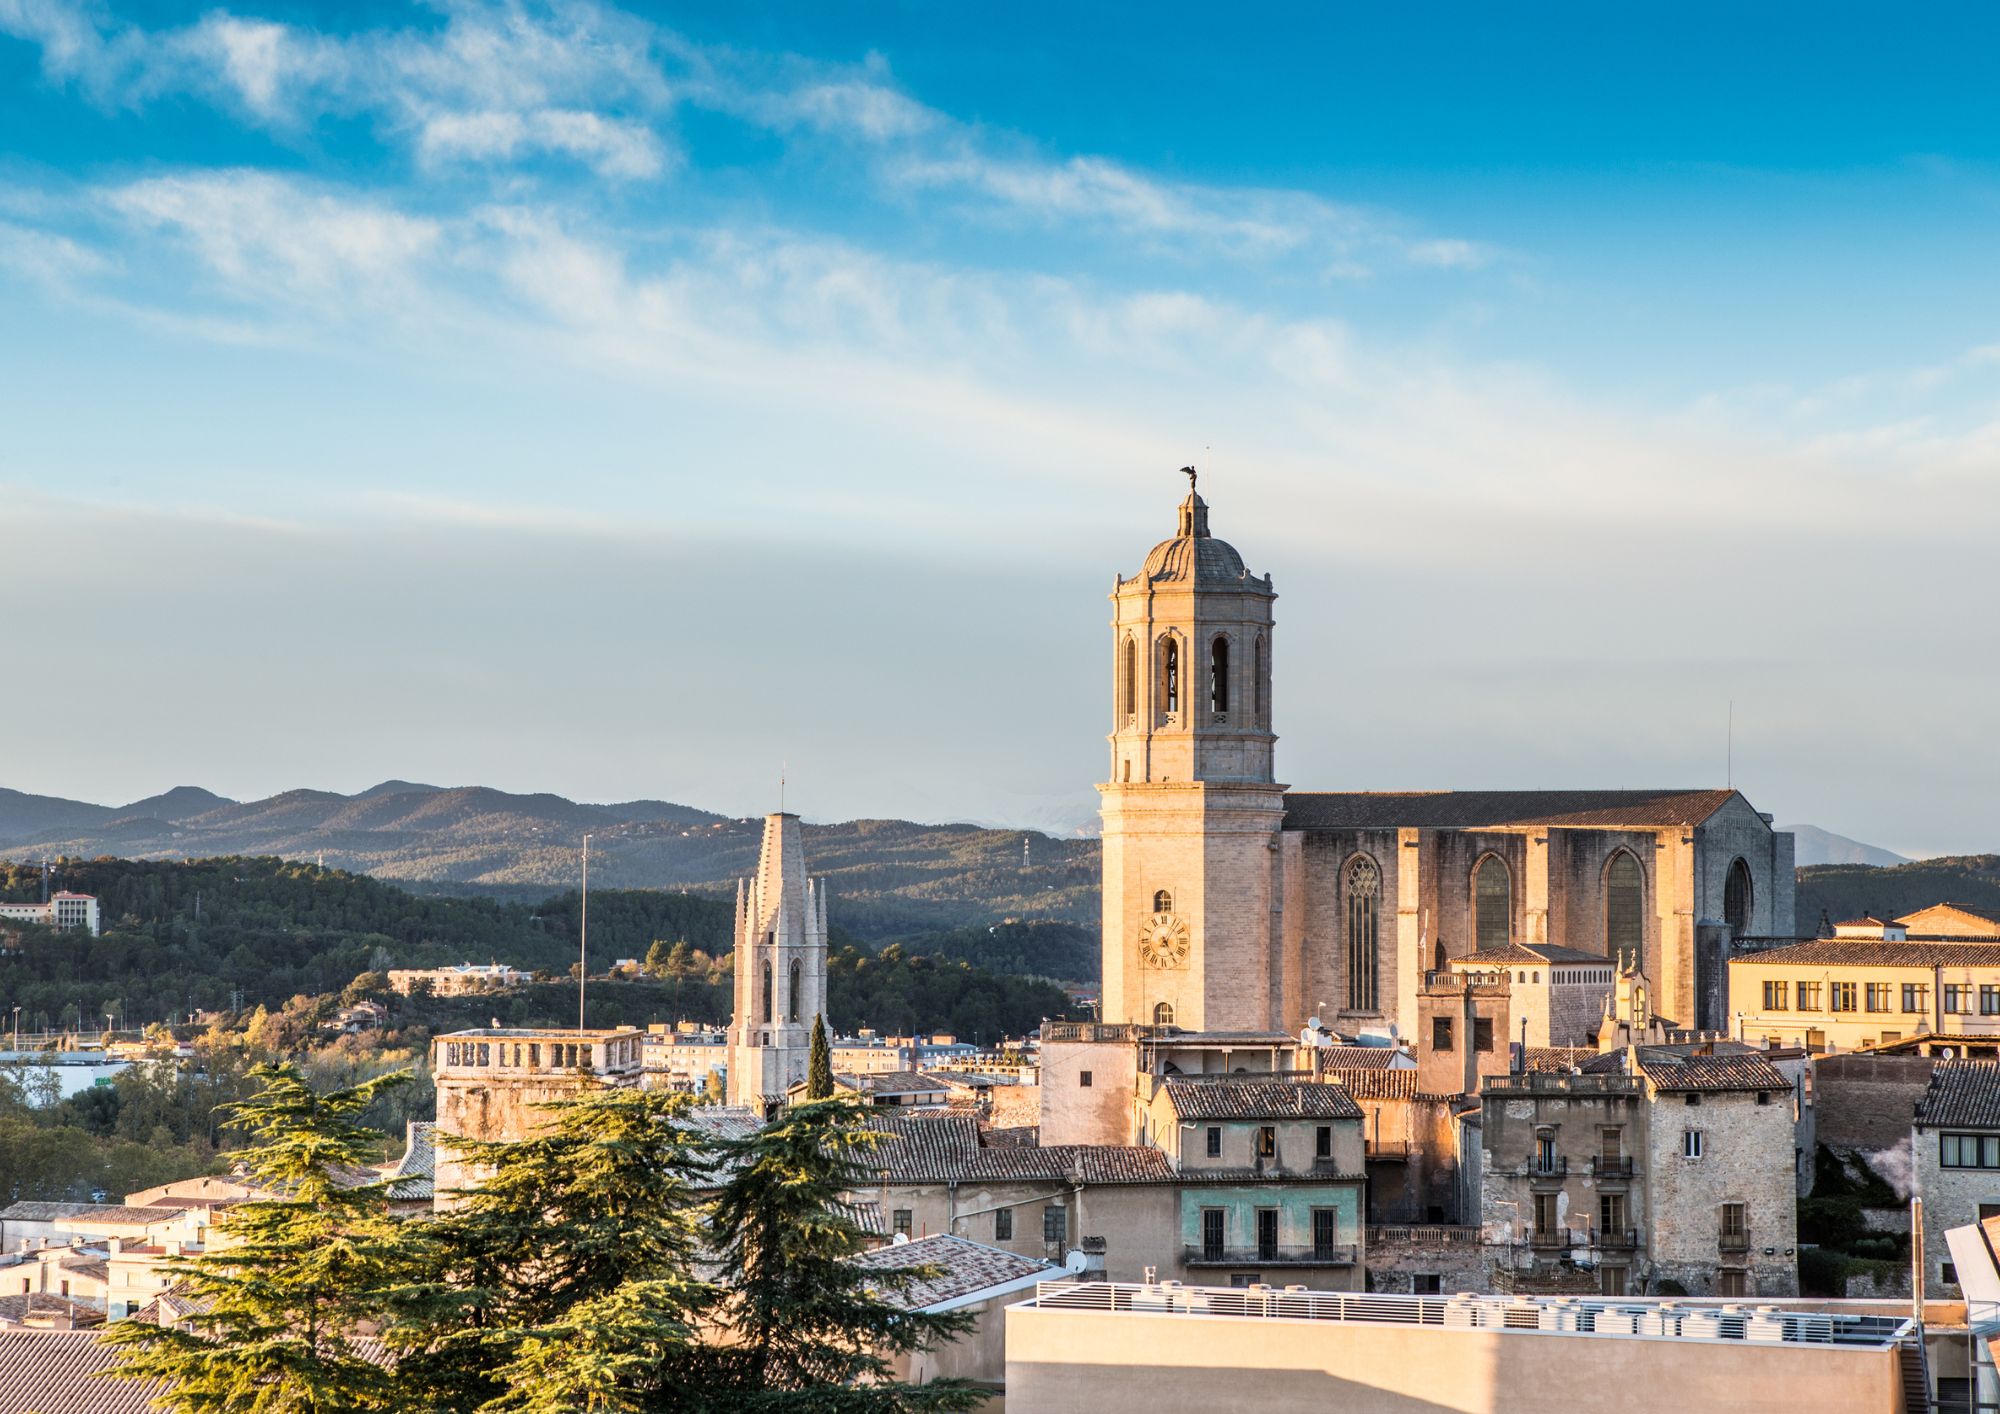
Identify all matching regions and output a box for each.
[806,1014,834,1100]
[703,1097,980,1412]
[100,1064,411,1414]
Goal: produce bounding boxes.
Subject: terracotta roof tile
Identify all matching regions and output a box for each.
[1917,1060,2000,1129]
[1636,1052,1789,1093]
[0,1329,163,1414]
[1521,1047,1599,1074]
[845,1233,1058,1309]
[1321,1069,1420,1100]
[1282,789,1742,832]
[1162,1080,1363,1122]
[1308,1046,1407,1071]
[0,1295,103,1329]
[1733,939,2000,969]
[1462,943,1614,966]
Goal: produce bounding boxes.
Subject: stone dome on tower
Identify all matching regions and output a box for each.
[1138,485,1256,586]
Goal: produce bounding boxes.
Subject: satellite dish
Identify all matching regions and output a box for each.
[1064,1248,1090,1274]
[891,1232,910,1245]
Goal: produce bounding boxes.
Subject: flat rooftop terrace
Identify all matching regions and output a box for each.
[1007,1282,1920,1414]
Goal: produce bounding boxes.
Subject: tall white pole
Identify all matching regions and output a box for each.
[579,833,591,1033]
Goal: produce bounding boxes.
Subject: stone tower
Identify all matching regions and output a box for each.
[1099,475,1287,1032]
[727,812,830,1109]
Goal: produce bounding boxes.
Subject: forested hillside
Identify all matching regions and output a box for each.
[1796,855,2000,931]
[0,857,1073,1040]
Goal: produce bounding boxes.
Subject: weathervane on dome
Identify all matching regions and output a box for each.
[1180,465,1197,492]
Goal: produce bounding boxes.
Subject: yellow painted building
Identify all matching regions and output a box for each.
[1729,937,2000,1053]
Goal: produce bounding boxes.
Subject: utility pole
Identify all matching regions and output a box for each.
[579,833,591,1033]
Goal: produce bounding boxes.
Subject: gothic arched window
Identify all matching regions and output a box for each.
[1346,855,1380,1012]
[1724,858,1754,933]
[1210,636,1230,716]
[1474,855,1511,951]
[1606,851,1644,968]
[1153,889,1174,914]
[759,960,773,1024]
[1160,638,1180,715]
[789,959,803,1022]
[1153,1002,1175,1027]
[1120,636,1137,718]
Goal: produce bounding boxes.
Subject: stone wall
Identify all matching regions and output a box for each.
[1816,1054,1935,1154]
[1913,1123,2000,1297]
[1644,1086,1799,1297]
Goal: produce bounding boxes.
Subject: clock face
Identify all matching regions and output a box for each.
[1138,911,1190,969]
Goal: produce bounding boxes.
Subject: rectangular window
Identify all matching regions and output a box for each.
[893,1209,912,1237]
[1201,1208,1225,1261]
[1718,1269,1748,1298]
[1905,983,1930,1014]
[1312,1208,1338,1259]
[1942,1134,2000,1169]
[1079,1070,1093,1088]
[528,1043,540,1067]
[1796,983,1822,1011]
[1683,1129,1704,1160]
[1535,1136,1557,1170]
[1256,1208,1279,1261]
[1256,1126,1276,1158]
[1432,1017,1454,1052]
[1473,1018,1495,1052]
[1043,1206,1067,1245]
[1982,986,2000,1017]
[1762,980,1788,1011]
[1599,1193,1627,1235]
[1882,1031,1902,1046]
[1533,1192,1559,1237]
[1414,1274,1442,1295]
[1316,1125,1332,1159]
[1685,1092,1702,1106]
[1830,982,1857,1013]
[1946,985,1971,1015]
[1866,983,1893,1013]
[1600,1266,1627,1297]
[1206,1126,1222,1158]
[994,1209,1012,1241]
[1720,1202,1747,1238]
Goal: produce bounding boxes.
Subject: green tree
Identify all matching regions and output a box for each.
[703,1098,979,1412]
[387,1087,716,1413]
[643,940,672,978]
[806,1015,834,1100]
[101,1065,411,1413]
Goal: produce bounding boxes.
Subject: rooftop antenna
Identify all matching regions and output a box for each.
[578,833,591,1033]
[780,761,786,815]
[1727,699,1734,789]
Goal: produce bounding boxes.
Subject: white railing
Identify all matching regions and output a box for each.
[1023,1282,1913,1350]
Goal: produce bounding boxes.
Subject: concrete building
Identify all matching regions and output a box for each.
[430,1026,645,1200]
[641,1022,729,1092]
[387,962,531,996]
[1480,1048,1799,1297]
[1914,1059,2000,1298]
[727,812,830,1110]
[1731,938,2000,1054]
[0,891,100,937]
[1098,480,1795,1047]
[1004,1281,1923,1414]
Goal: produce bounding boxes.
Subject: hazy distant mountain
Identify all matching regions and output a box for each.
[1797,854,2000,932]
[0,783,1098,940]
[1781,824,1911,869]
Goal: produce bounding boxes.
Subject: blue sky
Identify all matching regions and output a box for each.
[1,0,1996,856]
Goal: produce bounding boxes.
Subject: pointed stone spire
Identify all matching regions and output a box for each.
[729,811,829,1111]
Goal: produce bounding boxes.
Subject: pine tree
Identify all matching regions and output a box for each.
[386,1086,716,1414]
[806,1014,834,1100]
[100,1064,411,1414]
[703,1098,981,1413]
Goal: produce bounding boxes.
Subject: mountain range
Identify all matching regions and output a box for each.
[0,783,1098,941]
[1778,823,1911,869]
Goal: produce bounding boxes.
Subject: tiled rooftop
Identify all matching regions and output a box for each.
[1520,1047,1600,1074]
[1461,943,1613,966]
[0,1330,163,1414]
[870,1112,1178,1185]
[1308,1046,1409,1071]
[1282,788,1740,832]
[846,1233,1059,1310]
[0,1202,105,1224]
[1733,938,2000,969]
[381,1121,436,1201]
[0,1295,103,1329]
[1635,1051,1790,1094]
[1916,1059,2000,1130]
[50,1205,186,1229]
[1162,1080,1363,1122]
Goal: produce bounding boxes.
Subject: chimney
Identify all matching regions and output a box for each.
[107,1238,122,1255]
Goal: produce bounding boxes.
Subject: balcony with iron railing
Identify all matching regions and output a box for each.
[1596,1228,1642,1250]
[1590,1155,1635,1180]
[1185,1243,1359,1267]
[1368,1225,1482,1246]
[1529,1227,1583,1249]
[1528,1156,1568,1184]
[1365,1137,1411,1161]
[1719,1228,1751,1253]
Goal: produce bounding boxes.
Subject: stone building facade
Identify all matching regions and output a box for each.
[1478,1049,1799,1297]
[1097,482,1796,1045]
[727,812,830,1109]
[1913,1059,2000,1298]
[430,1027,645,1201]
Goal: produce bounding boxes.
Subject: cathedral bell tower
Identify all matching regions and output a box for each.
[1098,471,1287,1033]
[727,812,830,1110]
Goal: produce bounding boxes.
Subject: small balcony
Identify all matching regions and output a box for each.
[1527,1156,1567,1185]
[1596,1227,1641,1250]
[1719,1229,1751,1253]
[1589,1155,1634,1181]
[1184,1244,1358,1268]
[1365,1137,1411,1161]
[1529,1227,1582,1250]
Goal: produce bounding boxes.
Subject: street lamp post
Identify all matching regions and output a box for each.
[578,833,591,1033]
